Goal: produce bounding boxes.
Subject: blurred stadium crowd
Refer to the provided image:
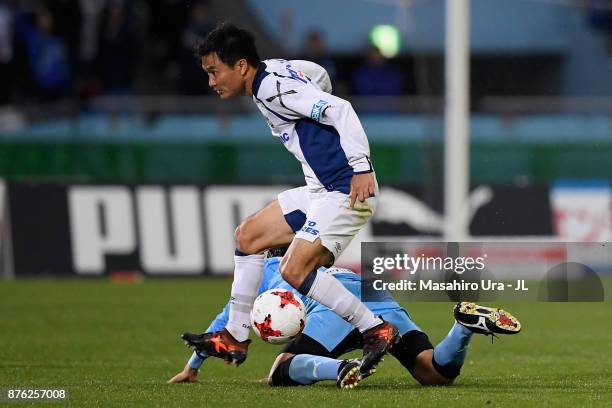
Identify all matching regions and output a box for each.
[0,0,419,107]
[0,0,610,136]
[0,0,611,109]
[0,0,219,104]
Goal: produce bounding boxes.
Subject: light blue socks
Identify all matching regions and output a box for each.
[288,354,342,384]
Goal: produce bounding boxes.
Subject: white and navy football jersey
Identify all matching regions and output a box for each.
[251,59,374,194]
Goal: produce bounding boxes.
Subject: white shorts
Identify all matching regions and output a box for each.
[277,186,377,260]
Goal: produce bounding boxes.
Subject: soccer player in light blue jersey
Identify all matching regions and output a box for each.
[172,256,521,389]
[181,22,397,375]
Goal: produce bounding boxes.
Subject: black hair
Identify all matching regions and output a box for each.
[197,22,260,67]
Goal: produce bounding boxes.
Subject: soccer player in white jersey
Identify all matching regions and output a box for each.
[181,22,398,375]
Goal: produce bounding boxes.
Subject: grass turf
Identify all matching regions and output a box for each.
[1,278,611,407]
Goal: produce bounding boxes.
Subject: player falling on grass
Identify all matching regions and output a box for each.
[181,22,397,376]
[173,256,522,389]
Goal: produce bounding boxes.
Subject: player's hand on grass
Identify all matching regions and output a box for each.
[167,363,199,384]
[349,172,375,209]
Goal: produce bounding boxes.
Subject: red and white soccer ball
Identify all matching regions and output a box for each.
[250,289,306,344]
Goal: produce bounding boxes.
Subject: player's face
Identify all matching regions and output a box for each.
[201,53,246,99]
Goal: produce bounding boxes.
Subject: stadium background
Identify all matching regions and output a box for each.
[0,0,611,406]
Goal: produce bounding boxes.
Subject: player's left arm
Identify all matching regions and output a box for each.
[167,363,199,383]
[172,302,232,380]
[317,95,375,208]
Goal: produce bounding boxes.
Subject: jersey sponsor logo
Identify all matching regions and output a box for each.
[310,100,328,122]
[301,220,319,236]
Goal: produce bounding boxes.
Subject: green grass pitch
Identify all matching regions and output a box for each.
[1,278,611,407]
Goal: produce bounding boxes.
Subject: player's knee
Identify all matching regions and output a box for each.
[234,219,260,254]
[429,357,461,385]
[414,352,455,386]
[390,331,455,386]
[417,373,455,386]
[268,356,299,387]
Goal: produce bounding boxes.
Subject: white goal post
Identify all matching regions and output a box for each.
[444,0,470,241]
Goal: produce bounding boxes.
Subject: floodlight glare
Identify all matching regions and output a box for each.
[370,25,401,57]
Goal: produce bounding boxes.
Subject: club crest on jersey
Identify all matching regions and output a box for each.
[286,65,308,84]
[310,100,328,122]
